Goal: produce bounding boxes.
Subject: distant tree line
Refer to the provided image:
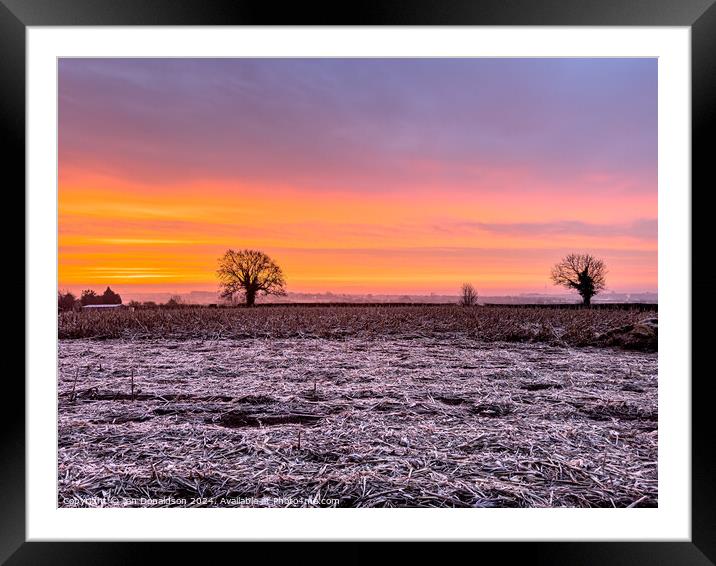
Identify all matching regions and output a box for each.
[58,286,122,312]
[57,289,194,312]
[127,295,184,309]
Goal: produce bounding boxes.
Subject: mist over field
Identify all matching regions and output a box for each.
[90,289,658,306]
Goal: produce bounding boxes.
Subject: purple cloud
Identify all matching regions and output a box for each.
[59,58,657,194]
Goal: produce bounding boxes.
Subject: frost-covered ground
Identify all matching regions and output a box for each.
[58,337,657,507]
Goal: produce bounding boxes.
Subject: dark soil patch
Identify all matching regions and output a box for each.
[435,396,468,406]
[217,410,323,428]
[153,407,183,416]
[520,382,564,391]
[580,401,657,422]
[77,390,153,401]
[156,393,233,402]
[73,389,233,403]
[471,402,513,417]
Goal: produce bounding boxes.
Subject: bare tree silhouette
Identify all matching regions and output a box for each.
[551,253,607,306]
[217,249,286,307]
[459,283,478,306]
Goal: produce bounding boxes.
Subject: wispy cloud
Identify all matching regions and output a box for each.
[464,219,657,240]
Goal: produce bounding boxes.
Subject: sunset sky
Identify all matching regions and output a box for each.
[58,58,657,297]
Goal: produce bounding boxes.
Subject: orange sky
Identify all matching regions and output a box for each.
[58,59,657,297]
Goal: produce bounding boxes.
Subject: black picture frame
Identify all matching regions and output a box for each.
[4,0,712,563]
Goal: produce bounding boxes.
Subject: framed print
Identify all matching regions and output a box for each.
[6,0,713,563]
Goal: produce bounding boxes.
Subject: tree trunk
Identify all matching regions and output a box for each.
[582,294,592,306]
[245,288,256,307]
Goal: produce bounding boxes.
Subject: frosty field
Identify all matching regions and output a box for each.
[58,307,658,508]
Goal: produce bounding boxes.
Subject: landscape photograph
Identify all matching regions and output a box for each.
[57,58,657,508]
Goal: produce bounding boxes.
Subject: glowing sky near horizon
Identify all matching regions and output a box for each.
[58,58,657,296]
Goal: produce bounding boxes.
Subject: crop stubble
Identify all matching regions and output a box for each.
[58,306,657,508]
